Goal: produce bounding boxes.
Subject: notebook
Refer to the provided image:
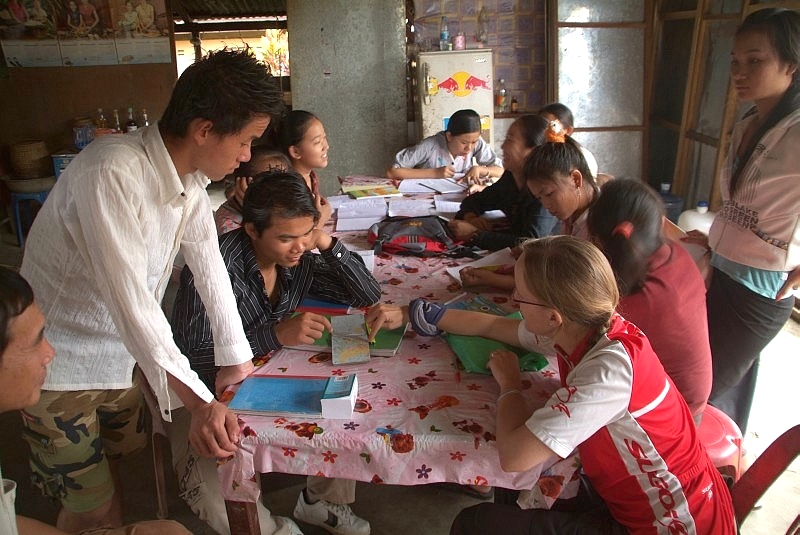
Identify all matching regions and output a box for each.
[228,374,358,419]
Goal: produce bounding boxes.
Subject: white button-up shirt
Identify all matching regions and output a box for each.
[20,124,252,420]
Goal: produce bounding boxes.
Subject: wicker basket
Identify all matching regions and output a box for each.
[4,175,56,194]
[11,140,52,179]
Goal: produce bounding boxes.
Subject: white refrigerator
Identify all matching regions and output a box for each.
[416,49,495,145]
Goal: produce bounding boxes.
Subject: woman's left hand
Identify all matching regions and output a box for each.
[463,165,486,185]
[776,266,800,301]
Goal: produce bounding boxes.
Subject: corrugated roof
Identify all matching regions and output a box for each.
[170,0,286,22]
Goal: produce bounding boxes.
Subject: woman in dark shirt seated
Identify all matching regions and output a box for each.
[448,114,559,252]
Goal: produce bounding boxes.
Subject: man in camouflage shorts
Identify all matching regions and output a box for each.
[1,266,191,534]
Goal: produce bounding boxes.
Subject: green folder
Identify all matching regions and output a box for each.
[445,312,548,374]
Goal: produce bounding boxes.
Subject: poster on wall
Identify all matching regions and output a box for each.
[0,0,170,67]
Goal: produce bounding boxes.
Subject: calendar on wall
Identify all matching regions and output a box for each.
[0,0,171,67]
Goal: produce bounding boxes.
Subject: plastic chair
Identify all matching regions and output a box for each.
[697,404,743,485]
[730,424,800,531]
[11,189,49,247]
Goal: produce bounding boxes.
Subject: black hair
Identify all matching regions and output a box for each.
[234,146,291,178]
[277,110,320,156]
[538,103,575,130]
[737,8,800,87]
[587,179,665,296]
[522,136,598,195]
[160,48,285,138]
[731,9,800,193]
[0,267,34,356]
[514,114,550,148]
[446,109,481,136]
[241,169,319,235]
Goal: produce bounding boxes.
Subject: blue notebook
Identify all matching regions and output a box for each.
[228,374,357,419]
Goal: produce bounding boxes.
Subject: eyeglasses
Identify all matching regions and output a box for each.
[511,290,550,308]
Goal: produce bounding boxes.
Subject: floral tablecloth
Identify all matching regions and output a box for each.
[219,179,580,510]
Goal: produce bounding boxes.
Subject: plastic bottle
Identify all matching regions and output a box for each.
[678,201,715,234]
[659,183,684,223]
[495,78,507,112]
[439,16,449,51]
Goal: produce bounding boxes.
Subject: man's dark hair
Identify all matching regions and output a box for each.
[160,48,285,138]
[242,170,319,235]
[0,267,34,356]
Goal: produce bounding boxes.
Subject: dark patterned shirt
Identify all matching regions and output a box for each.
[171,228,381,389]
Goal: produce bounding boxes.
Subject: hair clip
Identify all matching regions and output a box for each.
[612,221,634,239]
[545,121,566,143]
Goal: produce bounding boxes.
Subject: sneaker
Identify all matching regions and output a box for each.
[293,490,371,535]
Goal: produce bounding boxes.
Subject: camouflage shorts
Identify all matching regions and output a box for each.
[21,372,147,513]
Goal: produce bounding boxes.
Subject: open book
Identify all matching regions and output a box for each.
[285,315,407,357]
[228,374,358,419]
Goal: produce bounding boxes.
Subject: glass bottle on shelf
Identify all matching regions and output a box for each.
[112,108,122,133]
[495,78,507,113]
[510,96,519,113]
[95,108,107,129]
[125,106,138,133]
[141,108,150,127]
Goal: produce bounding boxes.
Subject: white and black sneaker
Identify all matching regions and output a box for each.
[292,489,371,535]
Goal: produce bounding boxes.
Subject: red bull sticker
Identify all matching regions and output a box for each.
[435,71,491,97]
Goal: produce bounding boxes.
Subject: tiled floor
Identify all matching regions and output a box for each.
[1,198,798,534]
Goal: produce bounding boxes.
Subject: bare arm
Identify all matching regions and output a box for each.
[488,350,558,471]
[367,302,521,345]
[386,166,455,180]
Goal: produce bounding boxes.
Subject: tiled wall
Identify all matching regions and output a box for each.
[412,0,547,114]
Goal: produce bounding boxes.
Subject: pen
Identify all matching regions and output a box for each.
[420,183,440,193]
[444,291,468,306]
[444,178,466,189]
[365,319,375,344]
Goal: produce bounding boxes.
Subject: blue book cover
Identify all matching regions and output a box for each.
[228,375,356,418]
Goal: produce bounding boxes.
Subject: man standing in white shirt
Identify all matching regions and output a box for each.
[19,49,286,533]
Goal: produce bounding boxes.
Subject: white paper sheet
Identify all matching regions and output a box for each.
[445,247,517,284]
[388,199,434,217]
[434,193,467,215]
[335,198,387,232]
[398,179,466,194]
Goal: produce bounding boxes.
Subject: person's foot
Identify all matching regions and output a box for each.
[293,489,370,535]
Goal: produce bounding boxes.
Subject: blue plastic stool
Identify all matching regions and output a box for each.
[11,189,50,247]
